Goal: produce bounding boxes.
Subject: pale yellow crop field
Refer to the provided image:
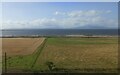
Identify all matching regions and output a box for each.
[2,38,45,56]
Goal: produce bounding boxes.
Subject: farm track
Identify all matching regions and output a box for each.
[31,38,47,68]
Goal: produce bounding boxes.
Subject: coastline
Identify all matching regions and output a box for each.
[0,35,118,38]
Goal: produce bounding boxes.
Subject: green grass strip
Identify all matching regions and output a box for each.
[31,38,47,68]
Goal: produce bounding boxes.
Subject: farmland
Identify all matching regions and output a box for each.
[2,38,45,56]
[2,38,46,72]
[33,37,118,72]
[0,38,2,73]
[2,37,118,73]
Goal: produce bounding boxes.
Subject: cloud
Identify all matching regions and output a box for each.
[54,11,66,15]
[55,10,112,17]
[68,10,100,17]
[2,10,117,29]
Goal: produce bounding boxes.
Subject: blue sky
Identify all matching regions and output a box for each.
[2,2,118,29]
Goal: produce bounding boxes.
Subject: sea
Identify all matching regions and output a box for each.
[0,29,118,37]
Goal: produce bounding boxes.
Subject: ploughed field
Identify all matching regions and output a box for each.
[2,37,118,73]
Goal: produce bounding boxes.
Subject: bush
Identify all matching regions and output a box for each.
[45,61,56,71]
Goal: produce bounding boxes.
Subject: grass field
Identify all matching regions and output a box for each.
[33,37,118,72]
[2,37,118,73]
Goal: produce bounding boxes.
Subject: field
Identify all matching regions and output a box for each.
[33,37,118,72]
[2,38,46,72]
[0,38,2,73]
[2,38,45,56]
[2,37,118,73]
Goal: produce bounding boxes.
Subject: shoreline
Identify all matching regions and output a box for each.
[0,35,118,38]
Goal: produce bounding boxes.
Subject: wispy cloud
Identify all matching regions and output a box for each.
[2,10,117,29]
[55,10,112,17]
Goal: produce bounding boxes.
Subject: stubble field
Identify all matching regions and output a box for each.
[2,38,45,56]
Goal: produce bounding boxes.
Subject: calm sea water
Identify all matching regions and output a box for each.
[1,29,118,36]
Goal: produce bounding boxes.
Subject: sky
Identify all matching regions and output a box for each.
[1,0,120,2]
[1,2,118,29]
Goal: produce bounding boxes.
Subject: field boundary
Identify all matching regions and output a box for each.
[31,38,45,55]
[31,38,47,68]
